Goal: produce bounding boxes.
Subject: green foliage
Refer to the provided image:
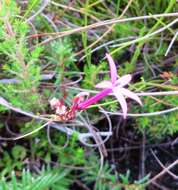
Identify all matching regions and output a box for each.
[0,2,44,112]
[82,162,148,190]
[57,133,86,165]
[0,0,19,18]
[0,168,71,190]
[0,0,177,189]
[23,0,40,18]
[114,22,139,38]
[12,145,27,161]
[135,96,178,138]
[0,145,26,177]
[82,62,105,89]
[170,75,178,85]
[27,129,86,165]
[49,39,76,88]
[118,62,136,76]
[50,39,75,68]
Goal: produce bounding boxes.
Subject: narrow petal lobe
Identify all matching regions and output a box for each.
[113,88,128,119]
[115,74,132,87]
[106,53,117,84]
[119,88,142,105]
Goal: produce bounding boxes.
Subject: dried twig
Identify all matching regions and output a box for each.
[0,74,55,84]
[147,159,178,185]
[165,30,178,56]
[139,131,146,179]
[49,122,112,146]
[100,106,178,117]
[150,149,178,180]
[30,15,178,47]
[29,13,178,38]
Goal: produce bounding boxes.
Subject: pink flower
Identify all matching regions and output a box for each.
[76,53,142,118]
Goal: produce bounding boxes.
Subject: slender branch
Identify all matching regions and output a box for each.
[165,30,178,56]
[110,18,178,54]
[137,91,178,96]
[100,107,178,117]
[29,12,178,38]
[0,97,50,121]
[79,37,136,61]
[0,74,55,84]
[147,159,178,185]
[50,123,112,144]
[30,14,178,47]
[150,149,178,180]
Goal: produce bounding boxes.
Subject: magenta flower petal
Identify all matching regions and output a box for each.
[77,88,112,110]
[119,88,142,105]
[73,54,142,119]
[106,53,117,84]
[95,80,112,89]
[115,74,132,87]
[113,88,127,119]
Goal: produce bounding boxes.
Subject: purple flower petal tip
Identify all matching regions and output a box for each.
[119,88,142,105]
[106,53,117,84]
